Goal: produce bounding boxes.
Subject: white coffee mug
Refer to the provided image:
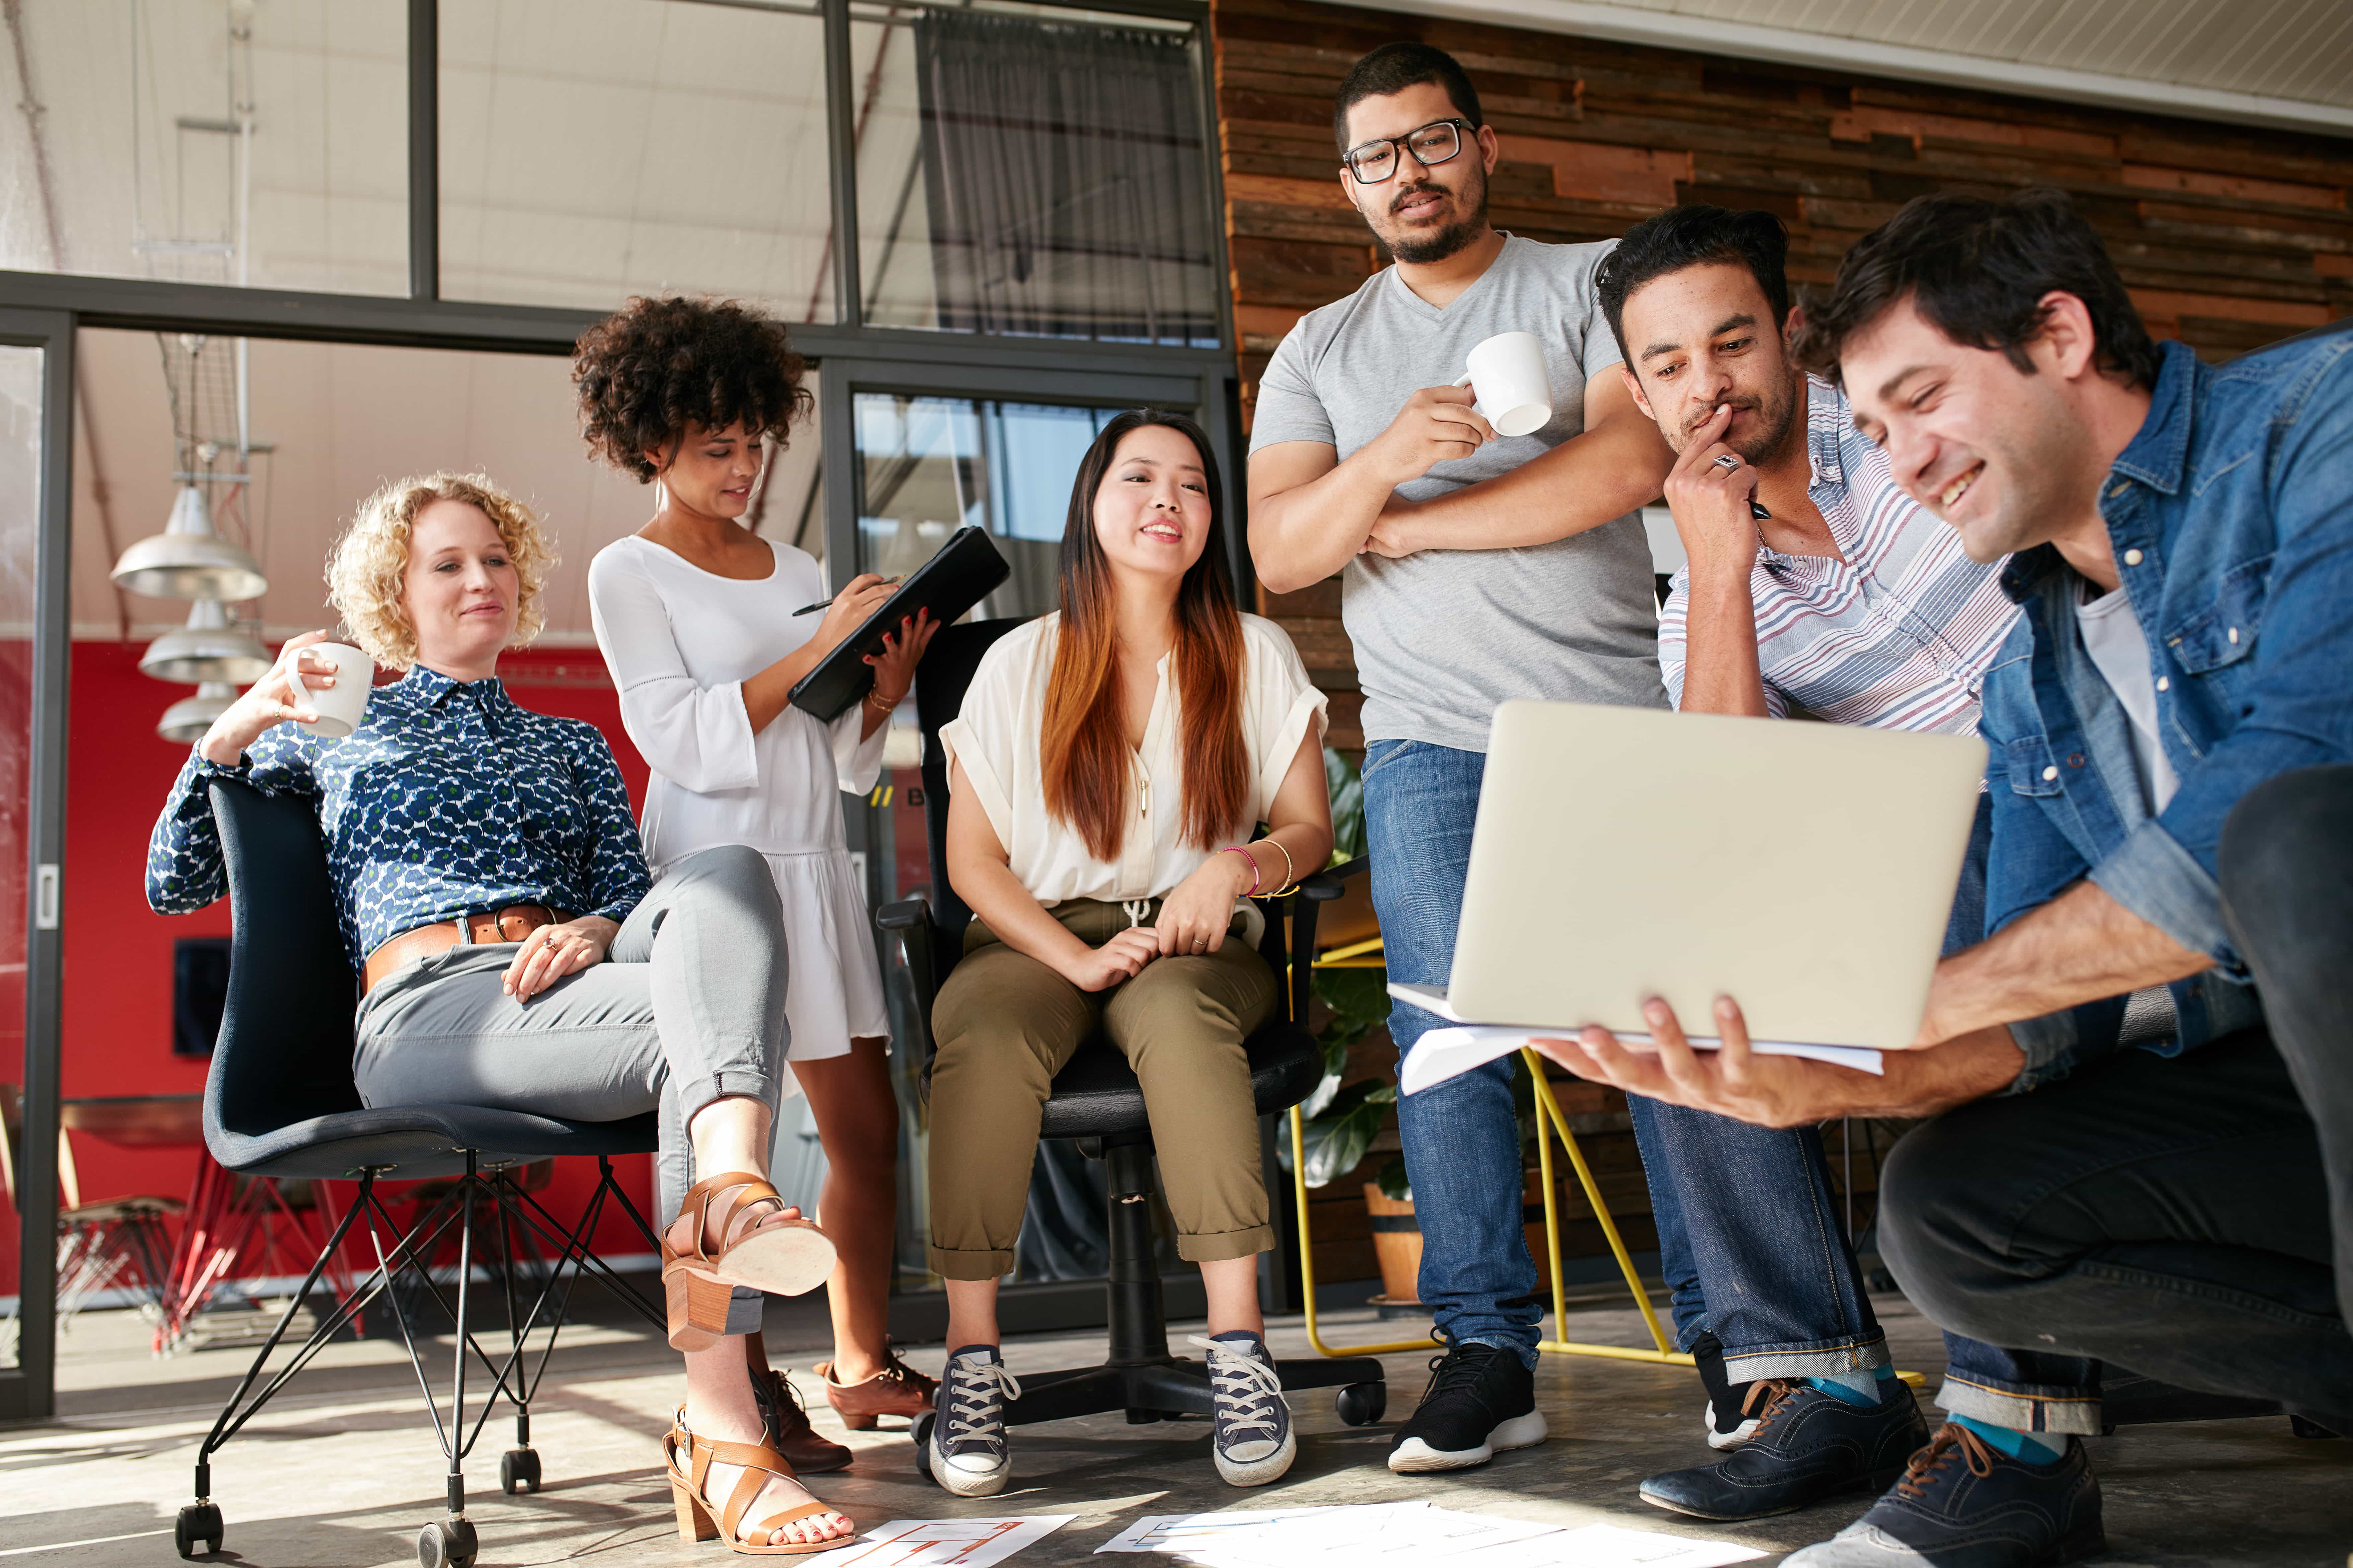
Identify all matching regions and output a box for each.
[1454,330,1552,438]
[295,641,376,739]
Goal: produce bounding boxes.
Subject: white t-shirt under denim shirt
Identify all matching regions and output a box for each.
[2074,577,2181,1043]
[939,613,1327,938]
[1248,233,1666,752]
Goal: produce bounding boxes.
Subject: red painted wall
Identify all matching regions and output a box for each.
[60,639,658,1262]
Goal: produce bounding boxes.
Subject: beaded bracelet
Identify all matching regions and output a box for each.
[1217,844,1261,896]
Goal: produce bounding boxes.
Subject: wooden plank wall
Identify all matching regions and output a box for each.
[1215,0,2353,739]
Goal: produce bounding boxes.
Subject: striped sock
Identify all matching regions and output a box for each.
[1805,1365,1898,1408]
[1953,1412,2066,1464]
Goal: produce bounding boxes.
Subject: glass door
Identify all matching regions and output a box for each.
[0,310,71,1420]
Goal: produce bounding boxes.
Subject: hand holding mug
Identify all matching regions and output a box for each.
[1365,385,1494,489]
[199,631,345,766]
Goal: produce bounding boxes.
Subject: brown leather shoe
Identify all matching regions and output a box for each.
[811,1346,940,1431]
[748,1333,852,1474]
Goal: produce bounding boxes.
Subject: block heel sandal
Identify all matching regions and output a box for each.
[664,1412,857,1556]
[661,1171,838,1352]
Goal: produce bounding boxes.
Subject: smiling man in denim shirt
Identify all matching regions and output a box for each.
[1539,190,2352,1567]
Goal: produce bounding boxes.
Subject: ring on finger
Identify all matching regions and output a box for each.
[1712,452,1741,471]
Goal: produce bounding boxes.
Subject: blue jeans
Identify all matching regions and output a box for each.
[1629,797,1995,1378]
[1363,739,1542,1366]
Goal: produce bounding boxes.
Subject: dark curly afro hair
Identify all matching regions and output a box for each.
[572,295,812,482]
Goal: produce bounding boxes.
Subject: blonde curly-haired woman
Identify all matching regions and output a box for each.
[143,472,860,1555]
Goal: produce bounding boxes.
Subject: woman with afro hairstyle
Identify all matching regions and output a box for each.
[577,297,941,1489]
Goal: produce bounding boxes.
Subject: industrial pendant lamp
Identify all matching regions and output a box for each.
[156,682,239,743]
[140,598,273,685]
[111,484,270,602]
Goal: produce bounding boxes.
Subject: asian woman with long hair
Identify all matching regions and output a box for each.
[921,411,1332,1497]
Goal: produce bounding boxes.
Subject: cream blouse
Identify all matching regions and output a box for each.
[939,612,1327,913]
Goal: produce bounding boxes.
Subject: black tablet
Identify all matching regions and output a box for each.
[788,524,1012,722]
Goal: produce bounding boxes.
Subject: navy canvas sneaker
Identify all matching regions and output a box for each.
[1785,1422,2105,1566]
[928,1345,1022,1498]
[1387,1339,1547,1473]
[1639,1377,1929,1521]
[1190,1333,1296,1486]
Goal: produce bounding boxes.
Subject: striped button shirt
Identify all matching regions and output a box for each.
[1659,377,2020,734]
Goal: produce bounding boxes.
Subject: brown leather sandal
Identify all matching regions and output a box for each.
[664,1410,857,1556]
[748,1333,852,1473]
[662,1172,837,1351]
[811,1345,940,1430]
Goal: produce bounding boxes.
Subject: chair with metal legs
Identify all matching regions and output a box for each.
[175,779,669,1567]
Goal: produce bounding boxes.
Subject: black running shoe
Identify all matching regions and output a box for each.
[1387,1338,1547,1473]
[1785,1423,2104,1566]
[1639,1377,1929,1521]
[1692,1331,1760,1450]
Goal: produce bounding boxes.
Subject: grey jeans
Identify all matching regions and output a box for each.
[353,844,791,1225]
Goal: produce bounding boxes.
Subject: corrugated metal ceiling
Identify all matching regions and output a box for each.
[1596,0,2353,109]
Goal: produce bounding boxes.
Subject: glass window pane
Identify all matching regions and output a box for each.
[853,4,1220,346]
[440,0,835,319]
[0,344,41,1369]
[0,1,407,294]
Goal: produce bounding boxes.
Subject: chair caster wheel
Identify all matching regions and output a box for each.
[1336,1382,1387,1426]
[175,1503,224,1558]
[911,1411,938,1486]
[417,1518,477,1568]
[500,1447,541,1494]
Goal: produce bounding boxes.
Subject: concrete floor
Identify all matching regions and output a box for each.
[6,1286,2347,1567]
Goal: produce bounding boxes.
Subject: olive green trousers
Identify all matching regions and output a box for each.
[925,897,1280,1280]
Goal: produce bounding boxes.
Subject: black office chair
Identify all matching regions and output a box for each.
[177,780,670,1568]
[874,619,1384,1480]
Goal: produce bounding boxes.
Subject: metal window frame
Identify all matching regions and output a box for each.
[0,307,74,1423]
[0,0,1241,1412]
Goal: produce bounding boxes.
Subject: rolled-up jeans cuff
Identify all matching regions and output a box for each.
[679,1063,784,1124]
[1722,1333,1890,1384]
[1937,1372,2104,1435]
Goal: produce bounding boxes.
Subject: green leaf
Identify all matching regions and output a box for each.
[1324,747,1366,862]
[1375,1155,1412,1202]
[1311,965,1390,1026]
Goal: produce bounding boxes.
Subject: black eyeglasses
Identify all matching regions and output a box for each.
[1341,118,1476,184]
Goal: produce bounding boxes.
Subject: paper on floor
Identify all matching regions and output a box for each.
[1179,1503,1559,1568]
[1095,1505,1353,1552]
[834,1515,1076,1566]
[1390,1004,1885,1097]
[1438,1522,1768,1567]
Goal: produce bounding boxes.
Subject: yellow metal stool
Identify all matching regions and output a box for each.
[1289,938,1924,1390]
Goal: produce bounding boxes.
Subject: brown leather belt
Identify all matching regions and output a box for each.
[362,904,563,995]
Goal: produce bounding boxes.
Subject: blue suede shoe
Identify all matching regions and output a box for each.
[1784,1422,2104,1567]
[1639,1378,1929,1522]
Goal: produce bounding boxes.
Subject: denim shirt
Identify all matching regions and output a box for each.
[147,665,653,973]
[1979,332,2353,1087]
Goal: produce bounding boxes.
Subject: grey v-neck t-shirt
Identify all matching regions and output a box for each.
[1250,233,1665,751]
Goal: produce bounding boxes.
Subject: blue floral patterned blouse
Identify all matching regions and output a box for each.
[147,665,653,973]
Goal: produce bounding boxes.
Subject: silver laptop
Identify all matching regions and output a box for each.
[1396,700,1987,1052]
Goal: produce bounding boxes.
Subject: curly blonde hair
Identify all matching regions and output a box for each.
[325,472,558,669]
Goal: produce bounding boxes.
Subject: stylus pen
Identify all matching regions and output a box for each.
[790,577,900,616]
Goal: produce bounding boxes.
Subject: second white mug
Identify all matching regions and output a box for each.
[1454,330,1553,438]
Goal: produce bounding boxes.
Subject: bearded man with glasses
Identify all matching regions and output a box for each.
[1247,41,1674,1474]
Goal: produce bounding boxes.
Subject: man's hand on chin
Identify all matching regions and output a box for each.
[1529,996,2026,1127]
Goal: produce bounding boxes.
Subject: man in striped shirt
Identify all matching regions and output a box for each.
[1587,205,2020,1524]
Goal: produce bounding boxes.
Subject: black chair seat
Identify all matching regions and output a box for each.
[212,1106,661,1182]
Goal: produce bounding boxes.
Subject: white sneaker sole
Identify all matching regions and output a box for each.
[928,1433,1010,1498]
[1387,1410,1548,1473]
[1215,1429,1297,1488]
[1705,1402,1760,1451]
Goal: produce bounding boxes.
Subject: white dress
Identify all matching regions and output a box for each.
[588,534,891,1077]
